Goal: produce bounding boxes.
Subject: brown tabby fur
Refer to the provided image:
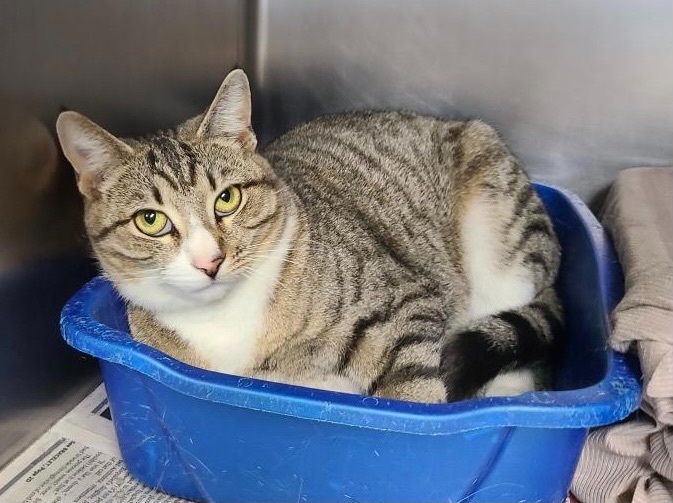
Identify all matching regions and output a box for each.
[56,69,563,403]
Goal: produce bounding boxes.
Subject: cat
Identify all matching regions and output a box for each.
[55,69,563,403]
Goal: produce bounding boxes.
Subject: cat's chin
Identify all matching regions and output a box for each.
[118,276,236,313]
[168,279,234,302]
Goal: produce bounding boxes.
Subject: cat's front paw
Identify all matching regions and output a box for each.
[372,377,447,404]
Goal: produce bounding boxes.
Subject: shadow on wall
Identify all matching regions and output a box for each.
[0,99,85,271]
[0,99,98,467]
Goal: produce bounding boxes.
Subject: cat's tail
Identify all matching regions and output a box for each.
[369,286,563,403]
[438,286,564,401]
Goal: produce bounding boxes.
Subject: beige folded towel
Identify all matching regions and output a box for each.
[572,167,673,503]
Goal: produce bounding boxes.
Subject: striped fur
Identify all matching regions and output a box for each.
[56,69,563,403]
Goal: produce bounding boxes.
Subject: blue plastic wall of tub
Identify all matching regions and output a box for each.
[60,184,641,503]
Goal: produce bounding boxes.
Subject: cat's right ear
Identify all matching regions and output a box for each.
[56,111,134,199]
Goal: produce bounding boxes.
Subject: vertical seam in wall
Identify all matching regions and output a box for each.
[238,0,268,141]
[238,0,267,93]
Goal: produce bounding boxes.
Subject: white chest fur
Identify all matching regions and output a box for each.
[156,218,295,374]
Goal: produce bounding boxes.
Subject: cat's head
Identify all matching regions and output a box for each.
[56,69,290,311]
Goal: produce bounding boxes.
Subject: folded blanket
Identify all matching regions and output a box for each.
[572,167,673,503]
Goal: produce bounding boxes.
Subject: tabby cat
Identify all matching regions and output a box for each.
[56,69,562,403]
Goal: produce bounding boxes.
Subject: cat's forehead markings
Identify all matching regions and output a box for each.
[146,147,158,168]
[207,171,217,190]
[146,145,180,192]
[150,165,180,192]
[152,186,163,205]
[177,140,199,186]
[147,135,195,189]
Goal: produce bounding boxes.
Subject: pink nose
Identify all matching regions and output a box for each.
[193,256,224,278]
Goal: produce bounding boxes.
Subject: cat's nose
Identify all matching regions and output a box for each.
[193,256,224,278]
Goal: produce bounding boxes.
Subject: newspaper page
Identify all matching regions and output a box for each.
[0,385,190,503]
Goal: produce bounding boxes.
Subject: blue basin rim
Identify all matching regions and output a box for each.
[60,183,641,435]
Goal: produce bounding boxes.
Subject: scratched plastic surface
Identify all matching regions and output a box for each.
[60,184,641,503]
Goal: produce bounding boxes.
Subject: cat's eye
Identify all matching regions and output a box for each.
[215,185,242,217]
[133,210,173,237]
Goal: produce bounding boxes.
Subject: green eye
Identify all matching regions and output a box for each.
[133,210,172,236]
[215,185,242,216]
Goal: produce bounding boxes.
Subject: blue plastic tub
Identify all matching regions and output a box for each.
[60,183,640,503]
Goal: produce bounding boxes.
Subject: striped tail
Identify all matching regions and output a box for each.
[439,286,564,401]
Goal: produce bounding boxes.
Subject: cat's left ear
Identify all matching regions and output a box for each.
[197,69,257,152]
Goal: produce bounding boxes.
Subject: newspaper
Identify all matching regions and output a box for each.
[0,385,190,503]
